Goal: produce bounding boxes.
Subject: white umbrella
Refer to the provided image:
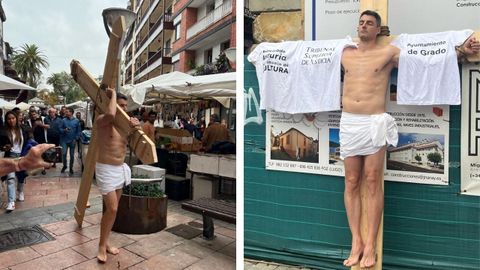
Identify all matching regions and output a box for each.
[0,74,36,91]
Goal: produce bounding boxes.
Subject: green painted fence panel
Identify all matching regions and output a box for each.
[244,56,480,270]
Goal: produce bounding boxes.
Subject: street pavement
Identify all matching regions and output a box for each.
[0,155,236,269]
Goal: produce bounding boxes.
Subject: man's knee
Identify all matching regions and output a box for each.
[364,170,382,193]
[104,203,118,214]
[345,174,361,190]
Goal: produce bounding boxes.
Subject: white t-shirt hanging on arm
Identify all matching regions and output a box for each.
[247,38,356,114]
[391,29,473,105]
[247,41,300,113]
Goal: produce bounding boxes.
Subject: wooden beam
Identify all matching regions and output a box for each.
[101,17,124,89]
[70,61,157,165]
[360,0,388,23]
[74,120,98,227]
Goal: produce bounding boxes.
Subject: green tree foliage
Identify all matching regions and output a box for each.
[12,44,49,88]
[194,52,230,75]
[46,71,86,104]
[415,154,422,163]
[427,152,442,166]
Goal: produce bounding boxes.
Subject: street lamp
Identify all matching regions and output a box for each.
[102,8,136,37]
[59,84,68,105]
[58,95,65,105]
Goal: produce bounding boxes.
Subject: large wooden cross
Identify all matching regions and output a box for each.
[353,1,479,269]
[70,16,157,227]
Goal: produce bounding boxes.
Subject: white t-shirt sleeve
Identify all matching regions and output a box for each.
[390,34,404,49]
[449,29,474,45]
[247,43,263,64]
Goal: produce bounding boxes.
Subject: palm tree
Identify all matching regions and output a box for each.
[12,44,49,88]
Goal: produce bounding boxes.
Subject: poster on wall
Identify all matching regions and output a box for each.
[461,64,480,196]
[305,0,479,40]
[304,0,359,40]
[265,111,344,176]
[388,0,480,34]
[265,70,450,185]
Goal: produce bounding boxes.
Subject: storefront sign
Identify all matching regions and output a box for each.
[461,64,480,196]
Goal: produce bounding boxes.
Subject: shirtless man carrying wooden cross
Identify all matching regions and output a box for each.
[341,10,480,268]
[95,88,140,263]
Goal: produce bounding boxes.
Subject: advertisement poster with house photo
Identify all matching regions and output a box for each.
[385,69,450,185]
[266,111,345,176]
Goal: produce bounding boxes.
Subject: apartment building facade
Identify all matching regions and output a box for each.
[124,0,236,85]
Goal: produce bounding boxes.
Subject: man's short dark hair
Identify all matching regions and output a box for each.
[67,107,74,114]
[210,114,219,123]
[117,92,128,101]
[360,10,381,26]
[148,111,156,117]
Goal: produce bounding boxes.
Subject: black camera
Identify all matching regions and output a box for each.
[42,146,62,163]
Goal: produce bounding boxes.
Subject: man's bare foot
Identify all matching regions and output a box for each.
[343,241,364,267]
[360,245,377,268]
[97,247,107,264]
[106,245,119,255]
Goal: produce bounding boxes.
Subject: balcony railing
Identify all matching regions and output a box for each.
[186,0,232,39]
[133,47,172,77]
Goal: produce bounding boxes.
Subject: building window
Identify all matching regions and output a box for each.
[173,61,180,71]
[206,1,215,13]
[175,23,181,40]
[221,40,230,52]
[165,39,171,56]
[205,48,213,64]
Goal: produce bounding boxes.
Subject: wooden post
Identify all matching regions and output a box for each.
[72,16,157,227]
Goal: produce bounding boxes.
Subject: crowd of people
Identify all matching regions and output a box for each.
[0,105,86,212]
[137,109,232,153]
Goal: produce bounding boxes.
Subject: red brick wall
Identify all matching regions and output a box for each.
[230,21,236,47]
[178,50,196,72]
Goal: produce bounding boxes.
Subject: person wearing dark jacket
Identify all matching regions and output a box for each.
[0,111,29,212]
[44,107,62,146]
[59,108,81,175]
[201,114,230,152]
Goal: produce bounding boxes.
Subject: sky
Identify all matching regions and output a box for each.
[398,133,445,146]
[3,0,128,89]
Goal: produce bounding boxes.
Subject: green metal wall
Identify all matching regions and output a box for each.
[244,56,480,270]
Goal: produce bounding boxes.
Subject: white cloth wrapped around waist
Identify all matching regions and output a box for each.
[339,112,398,159]
[95,162,131,195]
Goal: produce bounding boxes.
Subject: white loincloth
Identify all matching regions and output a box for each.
[339,112,398,160]
[95,162,131,195]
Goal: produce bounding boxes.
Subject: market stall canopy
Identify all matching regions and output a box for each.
[121,71,236,110]
[12,102,31,111]
[0,98,15,109]
[0,74,36,91]
[66,100,87,109]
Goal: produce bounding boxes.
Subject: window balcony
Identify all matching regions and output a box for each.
[186,0,232,39]
[133,47,172,78]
